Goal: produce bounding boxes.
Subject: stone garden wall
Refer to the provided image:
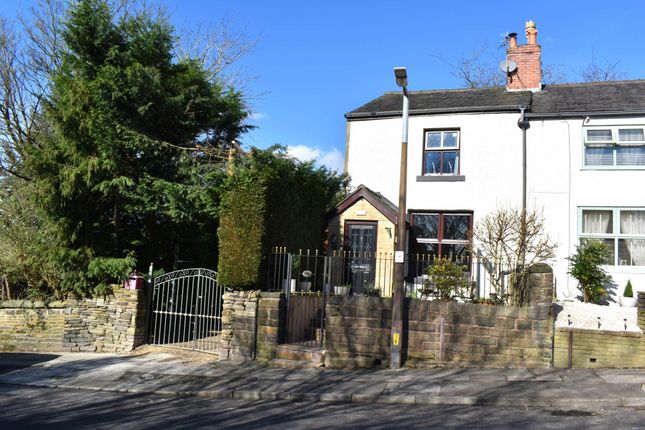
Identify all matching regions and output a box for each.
[553,292,645,368]
[0,289,145,353]
[218,291,284,361]
[325,272,554,368]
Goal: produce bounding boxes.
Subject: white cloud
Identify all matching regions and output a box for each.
[286,145,344,173]
[319,148,344,173]
[248,112,268,121]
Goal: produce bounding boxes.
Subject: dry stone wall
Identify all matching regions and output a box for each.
[219,291,284,361]
[0,289,145,353]
[219,290,259,361]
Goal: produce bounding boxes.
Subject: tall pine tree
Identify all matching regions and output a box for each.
[25,0,249,296]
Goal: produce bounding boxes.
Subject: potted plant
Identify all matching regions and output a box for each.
[282,256,300,292]
[363,282,380,297]
[334,284,351,295]
[619,280,638,307]
[299,270,312,292]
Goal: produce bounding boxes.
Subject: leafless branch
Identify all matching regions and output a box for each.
[175,17,258,87]
[431,44,505,89]
[575,49,628,83]
[473,207,557,305]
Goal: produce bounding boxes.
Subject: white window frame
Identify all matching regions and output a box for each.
[423,129,460,175]
[578,207,645,267]
[582,125,645,169]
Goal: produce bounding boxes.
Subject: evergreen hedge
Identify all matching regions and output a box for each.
[217,147,345,289]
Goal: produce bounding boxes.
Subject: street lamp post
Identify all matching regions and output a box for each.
[390,67,409,369]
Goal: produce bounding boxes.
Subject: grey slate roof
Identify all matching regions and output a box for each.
[346,80,645,119]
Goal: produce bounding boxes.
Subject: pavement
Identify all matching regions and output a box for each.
[1,351,645,409]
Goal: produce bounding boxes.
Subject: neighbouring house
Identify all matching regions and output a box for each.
[335,21,645,300]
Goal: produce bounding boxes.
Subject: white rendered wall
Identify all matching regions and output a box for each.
[346,112,645,299]
[529,116,645,299]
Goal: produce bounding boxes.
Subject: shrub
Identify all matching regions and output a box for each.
[426,257,468,301]
[473,207,556,305]
[567,240,613,304]
[217,147,346,289]
[624,280,634,298]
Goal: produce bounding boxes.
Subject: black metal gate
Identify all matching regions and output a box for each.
[148,268,223,354]
[267,249,393,347]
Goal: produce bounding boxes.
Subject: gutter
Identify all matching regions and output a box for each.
[348,108,645,121]
[345,105,526,120]
[525,110,645,119]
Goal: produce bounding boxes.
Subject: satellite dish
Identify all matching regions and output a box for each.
[499,60,517,74]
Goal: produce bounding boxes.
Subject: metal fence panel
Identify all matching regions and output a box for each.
[267,248,510,302]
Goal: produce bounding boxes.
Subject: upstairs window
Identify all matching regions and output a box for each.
[423,130,460,175]
[584,126,645,167]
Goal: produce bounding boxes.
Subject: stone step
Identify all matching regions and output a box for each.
[275,345,325,364]
[268,358,323,369]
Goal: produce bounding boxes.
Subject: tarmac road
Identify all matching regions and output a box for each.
[1,383,644,430]
[0,353,61,375]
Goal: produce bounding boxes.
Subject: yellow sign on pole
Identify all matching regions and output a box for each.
[393,332,400,346]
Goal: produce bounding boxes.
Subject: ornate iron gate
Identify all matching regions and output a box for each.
[148,268,223,354]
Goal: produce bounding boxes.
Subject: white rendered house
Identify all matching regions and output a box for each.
[341,22,645,300]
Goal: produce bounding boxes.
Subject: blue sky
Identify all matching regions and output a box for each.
[2,0,645,172]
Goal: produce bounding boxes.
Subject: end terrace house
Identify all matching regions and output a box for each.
[340,21,645,299]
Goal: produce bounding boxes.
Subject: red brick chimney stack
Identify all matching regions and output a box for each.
[506,20,542,92]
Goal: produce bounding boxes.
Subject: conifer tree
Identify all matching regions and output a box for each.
[24,0,250,295]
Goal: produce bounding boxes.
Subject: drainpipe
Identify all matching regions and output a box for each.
[517,106,531,303]
[517,107,531,211]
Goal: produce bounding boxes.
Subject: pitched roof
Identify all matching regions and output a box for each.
[334,184,399,224]
[346,80,645,119]
[530,80,645,116]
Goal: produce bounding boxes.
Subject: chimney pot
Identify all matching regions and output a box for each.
[508,32,518,49]
[525,20,538,45]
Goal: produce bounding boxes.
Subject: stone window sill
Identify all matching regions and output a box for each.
[416,175,465,182]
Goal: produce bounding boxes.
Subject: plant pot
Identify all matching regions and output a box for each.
[282,279,296,293]
[619,296,638,307]
[299,281,312,292]
[334,285,350,296]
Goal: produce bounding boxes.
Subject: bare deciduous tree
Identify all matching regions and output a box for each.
[575,49,628,83]
[175,18,258,88]
[433,43,625,89]
[473,207,557,305]
[432,45,505,89]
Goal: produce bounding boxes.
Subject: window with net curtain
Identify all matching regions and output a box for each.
[584,127,645,167]
[581,208,645,266]
[423,130,460,175]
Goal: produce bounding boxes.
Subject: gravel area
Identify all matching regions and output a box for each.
[555,300,640,333]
